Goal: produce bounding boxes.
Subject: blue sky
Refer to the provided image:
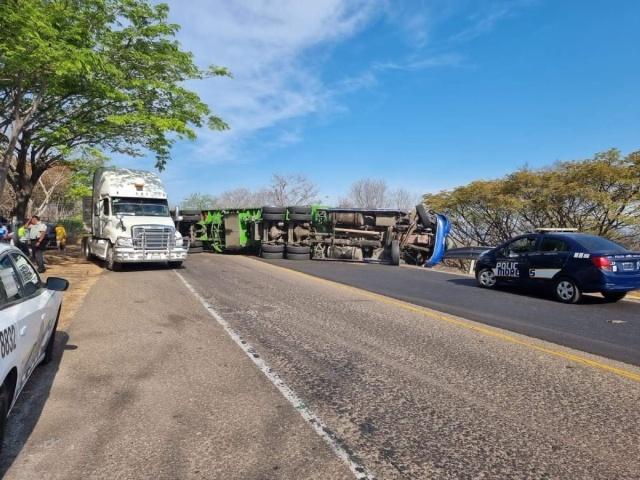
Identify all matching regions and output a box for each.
[120,1,640,205]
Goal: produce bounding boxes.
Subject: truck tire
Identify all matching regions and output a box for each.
[189,246,204,254]
[390,240,400,266]
[83,238,94,260]
[263,212,286,221]
[286,245,311,254]
[105,244,121,272]
[261,243,284,253]
[289,213,312,221]
[168,261,183,269]
[286,252,311,260]
[261,251,284,259]
[288,206,312,215]
[262,206,287,214]
[416,204,435,227]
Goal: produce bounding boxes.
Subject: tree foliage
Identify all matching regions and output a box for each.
[425,149,640,248]
[0,0,228,218]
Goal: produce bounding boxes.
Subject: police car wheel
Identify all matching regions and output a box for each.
[554,278,581,304]
[476,268,497,288]
[41,309,60,365]
[601,291,626,303]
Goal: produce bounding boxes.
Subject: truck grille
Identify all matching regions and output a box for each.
[132,225,174,250]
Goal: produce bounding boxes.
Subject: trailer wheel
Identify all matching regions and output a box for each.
[289,213,312,221]
[261,243,284,253]
[262,206,287,214]
[416,204,435,227]
[287,206,312,215]
[286,244,311,254]
[390,240,400,266]
[105,244,121,272]
[263,212,286,221]
[261,251,284,259]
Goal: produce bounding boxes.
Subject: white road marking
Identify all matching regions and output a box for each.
[175,270,374,480]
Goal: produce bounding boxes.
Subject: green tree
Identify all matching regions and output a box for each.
[0,0,229,219]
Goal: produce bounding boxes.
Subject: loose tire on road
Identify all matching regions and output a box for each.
[105,244,121,272]
[40,308,60,365]
[601,291,627,303]
[390,240,400,266]
[289,213,312,222]
[554,277,581,304]
[476,268,497,289]
[168,261,183,269]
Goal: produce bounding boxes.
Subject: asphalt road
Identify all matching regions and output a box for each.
[261,259,640,366]
[180,255,640,479]
[4,255,640,479]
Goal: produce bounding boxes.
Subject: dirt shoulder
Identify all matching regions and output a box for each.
[41,245,103,329]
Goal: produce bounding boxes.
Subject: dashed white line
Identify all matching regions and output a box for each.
[174,270,374,480]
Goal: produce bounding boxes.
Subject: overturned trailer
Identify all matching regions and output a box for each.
[173,204,450,267]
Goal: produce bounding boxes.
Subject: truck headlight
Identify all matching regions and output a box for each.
[174,232,183,247]
[116,237,133,247]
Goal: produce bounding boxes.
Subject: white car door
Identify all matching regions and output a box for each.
[7,253,52,384]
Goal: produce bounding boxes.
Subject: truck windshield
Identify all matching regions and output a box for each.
[112,197,169,217]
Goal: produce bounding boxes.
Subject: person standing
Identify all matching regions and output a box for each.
[27,216,48,273]
[16,223,29,255]
[55,223,67,251]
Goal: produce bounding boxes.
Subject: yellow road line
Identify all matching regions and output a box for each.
[247,257,640,384]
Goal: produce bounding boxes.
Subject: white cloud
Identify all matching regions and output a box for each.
[165,0,385,161]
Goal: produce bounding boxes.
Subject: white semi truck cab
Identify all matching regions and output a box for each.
[82,168,188,271]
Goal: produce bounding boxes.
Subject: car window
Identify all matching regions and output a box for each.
[502,237,537,257]
[0,255,23,306]
[540,237,570,252]
[573,235,627,253]
[11,253,41,296]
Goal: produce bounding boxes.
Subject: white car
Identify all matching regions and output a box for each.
[0,244,68,451]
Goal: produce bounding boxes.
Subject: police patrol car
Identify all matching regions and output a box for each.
[0,244,68,451]
[474,228,640,303]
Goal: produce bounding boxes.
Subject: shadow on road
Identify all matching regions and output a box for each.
[0,331,69,475]
[445,277,613,305]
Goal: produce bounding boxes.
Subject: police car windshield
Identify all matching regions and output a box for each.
[112,197,169,217]
[572,235,627,253]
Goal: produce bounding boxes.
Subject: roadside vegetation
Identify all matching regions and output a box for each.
[426,149,640,250]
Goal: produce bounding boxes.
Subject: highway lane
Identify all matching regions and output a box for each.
[182,255,640,479]
[261,259,640,366]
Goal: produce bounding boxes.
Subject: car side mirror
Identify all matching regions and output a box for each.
[46,277,69,291]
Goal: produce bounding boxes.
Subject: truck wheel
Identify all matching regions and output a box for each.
[416,204,435,227]
[554,277,581,304]
[601,291,626,303]
[83,238,94,260]
[289,213,312,221]
[261,251,284,259]
[287,206,312,214]
[390,240,400,266]
[168,261,183,269]
[286,245,310,254]
[286,252,310,260]
[262,205,287,214]
[189,246,204,254]
[261,243,284,253]
[105,244,121,272]
[263,212,286,221]
[41,308,60,365]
